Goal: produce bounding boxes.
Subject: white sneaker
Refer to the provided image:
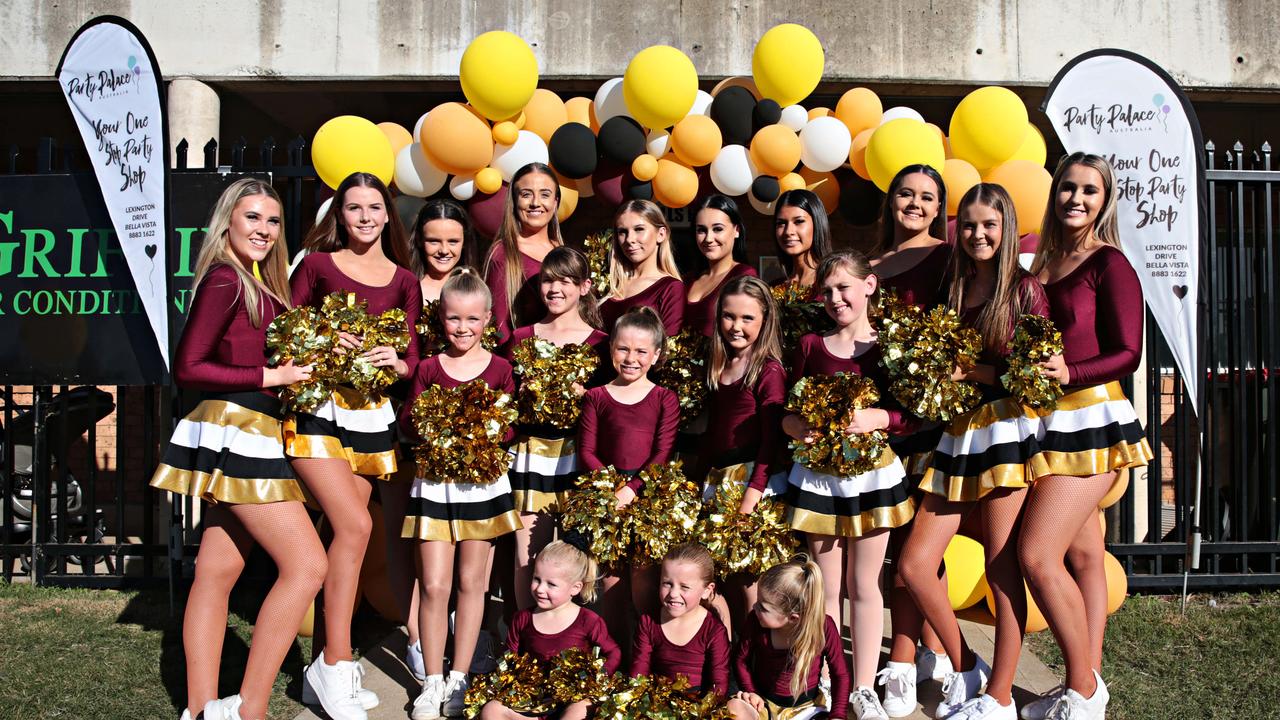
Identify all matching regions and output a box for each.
[442,672,470,717]
[850,685,890,719]
[406,640,426,682]
[411,675,446,720]
[949,694,1017,720]
[917,646,953,682]
[877,661,918,717]
[303,655,379,710]
[1019,684,1064,720]
[937,656,991,718]
[202,695,243,720]
[1044,672,1108,720]
[302,651,370,720]
[180,711,192,720]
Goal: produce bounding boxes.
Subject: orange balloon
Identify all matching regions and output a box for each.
[749,124,802,177]
[492,120,519,146]
[523,88,569,143]
[671,114,723,167]
[1104,551,1128,613]
[558,181,579,222]
[779,172,806,193]
[835,87,883,138]
[377,122,413,156]
[632,153,659,182]
[942,158,982,216]
[711,76,763,100]
[1098,467,1129,509]
[799,167,839,214]
[927,123,947,147]
[808,107,831,120]
[986,580,1049,633]
[565,96,595,131]
[298,600,316,637]
[421,102,494,176]
[943,134,954,160]
[653,158,700,209]
[983,159,1052,235]
[849,128,874,181]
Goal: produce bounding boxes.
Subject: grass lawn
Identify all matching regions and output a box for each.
[1025,592,1280,720]
[0,581,393,720]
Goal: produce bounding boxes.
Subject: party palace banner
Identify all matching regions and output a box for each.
[1043,50,1206,410]
[56,16,171,369]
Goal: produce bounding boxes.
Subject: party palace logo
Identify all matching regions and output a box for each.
[63,55,143,103]
[1061,94,1175,135]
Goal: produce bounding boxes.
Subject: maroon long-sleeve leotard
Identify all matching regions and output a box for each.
[600,276,685,336]
[733,613,850,717]
[485,244,545,341]
[505,607,623,674]
[630,611,730,695]
[788,333,916,436]
[683,263,758,338]
[877,242,952,308]
[1042,245,1144,387]
[175,264,282,393]
[701,358,787,490]
[577,384,679,493]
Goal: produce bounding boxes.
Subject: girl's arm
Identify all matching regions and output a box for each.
[629,615,654,677]
[174,269,267,391]
[625,389,680,494]
[289,255,316,308]
[656,278,686,337]
[1066,253,1144,385]
[576,393,605,471]
[823,616,852,718]
[747,364,787,493]
[731,619,758,694]
[706,619,731,697]
[397,362,430,441]
[498,362,517,443]
[484,248,513,341]
[589,613,624,675]
[505,611,527,655]
[400,273,422,376]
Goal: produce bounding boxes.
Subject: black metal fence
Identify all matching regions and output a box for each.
[2,136,1278,592]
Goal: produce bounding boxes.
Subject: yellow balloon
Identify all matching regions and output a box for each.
[949,86,1029,170]
[779,172,806,193]
[623,45,699,130]
[1104,552,1128,613]
[653,158,700,209]
[475,167,503,195]
[298,600,315,637]
[986,581,1050,633]
[749,124,802,177]
[1010,124,1048,167]
[983,159,1052,235]
[492,121,519,146]
[799,167,839,214]
[523,88,568,143]
[865,119,945,192]
[1098,468,1129,509]
[849,128,874,181]
[557,181,579,222]
[377,122,413,157]
[459,31,539,121]
[943,158,983,216]
[835,87,883,138]
[671,114,723,167]
[312,115,395,190]
[421,102,494,176]
[943,534,990,610]
[752,24,824,107]
[632,154,659,182]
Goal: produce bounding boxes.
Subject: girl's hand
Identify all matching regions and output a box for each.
[571,382,587,398]
[950,364,971,382]
[734,692,765,712]
[361,345,410,378]
[782,414,813,441]
[614,486,637,509]
[738,487,763,515]
[336,331,362,354]
[1038,353,1070,384]
[846,408,890,435]
[953,363,996,385]
[263,361,313,388]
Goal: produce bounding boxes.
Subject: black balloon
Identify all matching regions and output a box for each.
[753,99,783,134]
[548,123,598,179]
[839,172,885,226]
[710,87,757,146]
[598,116,646,165]
[628,180,654,201]
[751,175,780,203]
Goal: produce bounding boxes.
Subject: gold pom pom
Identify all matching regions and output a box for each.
[583,230,613,299]
[463,652,554,716]
[628,462,702,565]
[698,480,800,577]
[547,648,615,704]
[878,290,983,421]
[771,280,834,360]
[786,372,889,476]
[560,466,634,570]
[510,337,600,428]
[594,674,731,719]
[650,329,709,428]
[1002,314,1065,410]
[410,379,518,484]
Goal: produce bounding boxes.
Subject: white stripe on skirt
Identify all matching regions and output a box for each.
[167,419,286,459]
[786,460,907,498]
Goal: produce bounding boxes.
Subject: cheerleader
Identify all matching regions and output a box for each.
[481,540,623,720]
[504,246,608,610]
[631,543,731,696]
[577,306,681,648]
[484,162,563,341]
[599,199,685,336]
[781,250,917,719]
[401,267,522,719]
[772,189,832,288]
[396,197,478,681]
[899,185,1048,720]
[1018,153,1152,720]
[729,556,849,720]
[684,194,758,337]
[150,180,326,720]
[288,172,420,720]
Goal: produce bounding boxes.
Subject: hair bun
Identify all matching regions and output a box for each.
[561,528,593,555]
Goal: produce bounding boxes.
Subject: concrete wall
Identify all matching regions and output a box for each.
[3,0,1276,90]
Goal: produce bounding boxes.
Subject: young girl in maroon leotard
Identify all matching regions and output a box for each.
[485,163,564,342]
[684,194,758,338]
[481,540,622,720]
[1018,153,1152,720]
[150,179,325,720]
[599,200,685,337]
[630,544,731,697]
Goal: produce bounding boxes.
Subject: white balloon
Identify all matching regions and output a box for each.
[449,174,477,201]
[780,105,809,131]
[646,128,671,157]
[394,143,448,198]
[880,106,925,124]
[709,145,756,197]
[800,117,853,173]
[594,77,629,125]
[314,197,332,227]
[412,111,430,141]
[492,130,550,182]
[748,192,776,215]
[576,176,595,198]
[687,90,714,117]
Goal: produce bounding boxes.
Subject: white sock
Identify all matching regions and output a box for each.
[425,673,443,687]
[886,661,913,671]
[448,670,467,684]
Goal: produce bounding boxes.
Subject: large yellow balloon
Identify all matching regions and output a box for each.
[865,119,945,191]
[312,116,395,189]
[653,158,700,209]
[459,31,539,121]
[750,124,802,177]
[984,159,1052,235]
[420,102,494,176]
[377,122,413,156]
[522,88,568,143]
[752,24,824,107]
[949,86,1029,170]
[943,158,983,216]
[835,87,883,138]
[623,46,699,130]
[943,534,990,610]
[1009,124,1048,167]
[671,114,723,167]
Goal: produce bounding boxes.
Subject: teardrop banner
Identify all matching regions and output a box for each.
[56,15,171,375]
[1042,49,1206,413]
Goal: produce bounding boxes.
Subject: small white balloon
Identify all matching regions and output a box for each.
[780,105,809,131]
[687,90,714,117]
[412,111,430,141]
[646,128,671,157]
[594,77,630,125]
[709,144,756,197]
[880,106,925,124]
[394,143,448,198]
[491,130,550,182]
[449,174,477,201]
[748,191,776,215]
[314,197,333,227]
[800,117,853,173]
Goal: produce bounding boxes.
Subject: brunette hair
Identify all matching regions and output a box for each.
[536,540,598,604]
[1031,152,1121,274]
[756,555,827,698]
[876,164,948,256]
[192,178,291,327]
[539,246,603,330]
[303,172,411,268]
[487,163,564,325]
[408,198,478,279]
[662,543,718,604]
[609,199,681,299]
[773,189,832,280]
[707,276,783,389]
